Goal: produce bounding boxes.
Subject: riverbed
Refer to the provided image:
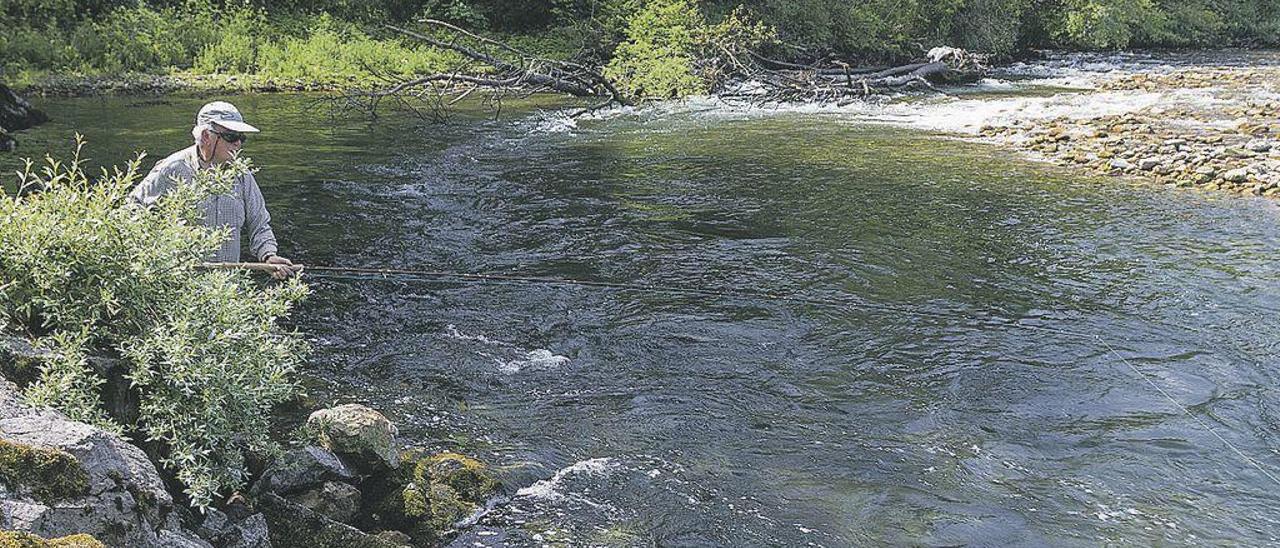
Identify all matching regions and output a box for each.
[5,52,1280,546]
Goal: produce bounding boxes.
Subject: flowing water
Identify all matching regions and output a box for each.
[6,52,1280,546]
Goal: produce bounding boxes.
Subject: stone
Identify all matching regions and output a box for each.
[286,481,361,524]
[1137,157,1160,171]
[1246,140,1272,153]
[0,84,50,132]
[1223,168,1250,183]
[258,493,401,548]
[1108,158,1133,171]
[251,446,355,496]
[197,508,272,548]
[0,379,209,548]
[372,530,413,546]
[307,405,399,471]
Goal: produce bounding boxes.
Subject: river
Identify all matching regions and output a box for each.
[5,52,1280,545]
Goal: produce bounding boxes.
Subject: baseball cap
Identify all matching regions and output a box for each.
[196,101,260,133]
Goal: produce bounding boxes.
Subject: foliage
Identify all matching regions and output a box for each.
[603,0,773,100]
[604,0,707,99]
[0,138,308,509]
[254,15,463,84]
[0,531,105,548]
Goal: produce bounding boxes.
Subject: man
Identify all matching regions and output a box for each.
[129,101,299,279]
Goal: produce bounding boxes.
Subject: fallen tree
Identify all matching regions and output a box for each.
[348,15,988,119]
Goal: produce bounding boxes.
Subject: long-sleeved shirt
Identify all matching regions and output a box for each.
[128,145,278,263]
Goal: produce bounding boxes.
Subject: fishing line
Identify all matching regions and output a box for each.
[206,261,1280,484]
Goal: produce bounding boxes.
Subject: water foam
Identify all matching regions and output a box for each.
[497,349,570,374]
[515,457,618,500]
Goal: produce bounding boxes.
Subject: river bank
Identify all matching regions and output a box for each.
[977,66,1280,198]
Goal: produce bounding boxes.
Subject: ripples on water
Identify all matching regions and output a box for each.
[5,52,1280,545]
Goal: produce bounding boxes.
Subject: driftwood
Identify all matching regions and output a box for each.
[332,20,628,121]
[345,21,986,119]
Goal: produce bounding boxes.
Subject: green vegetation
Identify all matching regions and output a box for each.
[0,139,308,509]
[0,439,89,503]
[4,0,1277,92]
[0,531,104,548]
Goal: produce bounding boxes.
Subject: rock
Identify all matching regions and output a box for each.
[371,530,413,546]
[258,493,401,548]
[286,481,361,524]
[307,405,399,471]
[0,530,105,546]
[197,508,271,548]
[1246,140,1272,153]
[1108,158,1133,171]
[0,379,209,547]
[0,84,50,132]
[252,446,355,496]
[1223,168,1250,183]
[1137,157,1160,171]
[0,128,14,152]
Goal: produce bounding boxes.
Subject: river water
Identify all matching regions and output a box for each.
[5,52,1280,546]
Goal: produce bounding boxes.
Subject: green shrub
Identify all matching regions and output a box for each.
[0,138,308,509]
[255,15,462,83]
[193,4,268,74]
[69,2,218,72]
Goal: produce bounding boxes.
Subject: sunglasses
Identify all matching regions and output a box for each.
[212,130,248,144]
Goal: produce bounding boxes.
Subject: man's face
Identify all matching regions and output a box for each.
[203,122,246,165]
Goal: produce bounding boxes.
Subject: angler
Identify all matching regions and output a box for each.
[129,101,301,280]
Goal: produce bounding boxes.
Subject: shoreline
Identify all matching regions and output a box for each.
[10,59,1280,200]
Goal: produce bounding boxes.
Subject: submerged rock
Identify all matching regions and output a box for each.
[306,405,399,472]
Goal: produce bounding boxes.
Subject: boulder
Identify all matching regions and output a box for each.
[0,84,49,132]
[196,508,271,548]
[286,481,361,524]
[251,446,355,496]
[1223,168,1250,183]
[258,493,401,548]
[306,405,399,471]
[0,378,208,548]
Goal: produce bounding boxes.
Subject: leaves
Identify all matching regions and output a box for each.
[0,139,308,510]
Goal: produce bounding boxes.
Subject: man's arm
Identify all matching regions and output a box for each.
[128,160,182,207]
[241,172,279,261]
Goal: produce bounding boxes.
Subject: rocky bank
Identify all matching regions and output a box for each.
[0,336,501,547]
[977,66,1280,198]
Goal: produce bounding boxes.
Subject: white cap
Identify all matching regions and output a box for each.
[196,101,259,133]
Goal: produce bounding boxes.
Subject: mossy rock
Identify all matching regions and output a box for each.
[0,531,105,547]
[414,452,497,503]
[364,450,499,545]
[0,438,89,502]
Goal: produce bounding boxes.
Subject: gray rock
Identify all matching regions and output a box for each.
[252,446,355,496]
[1137,157,1160,171]
[0,379,209,547]
[307,405,400,471]
[286,481,361,524]
[197,508,272,548]
[1108,158,1133,171]
[374,530,413,546]
[0,84,49,132]
[1223,168,1250,183]
[258,493,402,548]
[1246,140,1272,153]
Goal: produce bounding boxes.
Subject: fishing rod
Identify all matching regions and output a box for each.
[201,261,1280,487]
[205,261,1100,338]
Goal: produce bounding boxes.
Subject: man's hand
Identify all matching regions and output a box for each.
[264,255,302,280]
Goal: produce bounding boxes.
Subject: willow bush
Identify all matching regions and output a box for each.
[0,138,308,509]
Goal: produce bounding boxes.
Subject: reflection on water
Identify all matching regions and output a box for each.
[5,76,1280,545]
